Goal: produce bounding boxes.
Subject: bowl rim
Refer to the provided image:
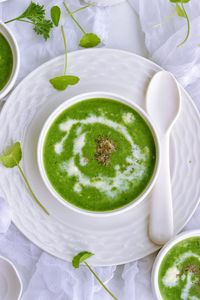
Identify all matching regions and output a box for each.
[0,255,23,300]
[0,22,20,99]
[151,229,200,300]
[37,91,161,217]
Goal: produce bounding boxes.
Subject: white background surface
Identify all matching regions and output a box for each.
[0,0,200,299]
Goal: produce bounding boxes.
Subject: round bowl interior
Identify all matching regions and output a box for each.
[152,230,200,300]
[37,91,160,217]
[0,22,20,99]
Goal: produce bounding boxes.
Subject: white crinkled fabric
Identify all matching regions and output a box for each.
[83,0,126,7]
[0,0,200,299]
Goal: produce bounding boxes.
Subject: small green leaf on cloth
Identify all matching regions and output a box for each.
[51,5,61,27]
[72,251,94,268]
[79,33,101,48]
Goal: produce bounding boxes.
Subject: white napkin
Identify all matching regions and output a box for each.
[83,0,126,6]
[128,0,200,109]
[0,197,11,234]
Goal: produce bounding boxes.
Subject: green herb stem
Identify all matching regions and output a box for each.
[84,262,118,300]
[5,18,18,24]
[17,163,49,215]
[177,1,190,47]
[61,25,68,75]
[72,3,96,14]
[5,18,34,25]
[63,2,86,35]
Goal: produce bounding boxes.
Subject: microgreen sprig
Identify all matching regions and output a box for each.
[5,2,53,40]
[0,142,49,215]
[63,2,101,48]
[170,0,191,46]
[72,251,118,300]
[49,6,80,91]
[49,24,80,91]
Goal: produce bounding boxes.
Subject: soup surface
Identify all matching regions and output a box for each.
[43,98,156,211]
[0,33,13,91]
[159,237,200,300]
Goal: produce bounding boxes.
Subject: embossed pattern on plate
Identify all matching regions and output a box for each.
[0,49,200,266]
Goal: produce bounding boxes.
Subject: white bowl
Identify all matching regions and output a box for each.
[152,230,200,300]
[0,22,20,99]
[0,256,22,300]
[37,91,160,217]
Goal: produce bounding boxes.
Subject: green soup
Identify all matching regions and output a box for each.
[0,33,13,91]
[159,237,200,300]
[43,98,156,211]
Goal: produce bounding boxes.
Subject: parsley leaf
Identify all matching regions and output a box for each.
[51,5,61,27]
[19,2,45,21]
[72,251,118,300]
[5,2,53,40]
[0,142,49,215]
[33,19,53,40]
[79,33,101,48]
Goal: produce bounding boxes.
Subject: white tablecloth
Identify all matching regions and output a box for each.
[0,0,200,299]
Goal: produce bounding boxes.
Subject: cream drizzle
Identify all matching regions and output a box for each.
[54,114,148,197]
[162,251,200,300]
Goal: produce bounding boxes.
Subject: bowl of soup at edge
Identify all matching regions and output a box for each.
[37,92,160,216]
[152,230,200,300]
[0,22,20,99]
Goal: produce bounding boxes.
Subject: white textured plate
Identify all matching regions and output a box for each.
[0,49,200,266]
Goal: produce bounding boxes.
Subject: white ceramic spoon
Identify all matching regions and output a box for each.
[146,71,181,245]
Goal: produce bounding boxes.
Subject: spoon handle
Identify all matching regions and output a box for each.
[149,132,174,245]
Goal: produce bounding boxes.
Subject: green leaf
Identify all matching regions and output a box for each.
[5,2,53,40]
[176,3,186,17]
[79,33,101,48]
[72,251,118,299]
[33,19,53,40]
[0,142,22,168]
[0,142,49,215]
[51,5,61,27]
[170,0,190,3]
[19,2,45,21]
[49,75,80,91]
[72,251,94,268]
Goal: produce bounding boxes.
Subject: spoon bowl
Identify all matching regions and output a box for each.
[146,71,181,133]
